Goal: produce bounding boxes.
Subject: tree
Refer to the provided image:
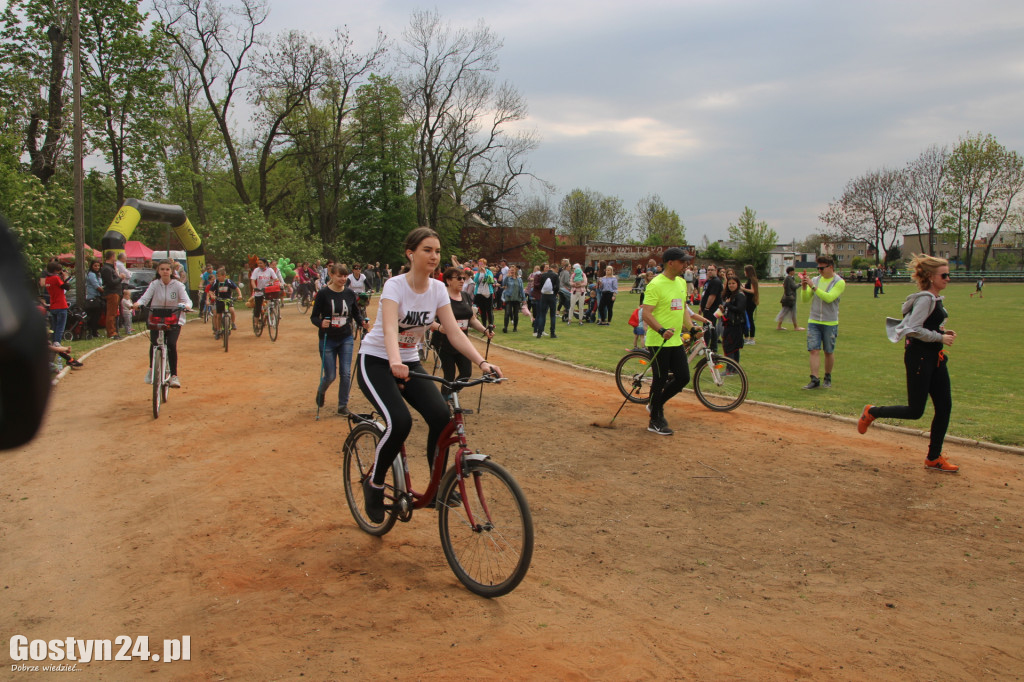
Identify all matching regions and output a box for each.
[399,9,538,242]
[819,167,905,264]
[728,206,778,277]
[520,234,546,269]
[82,0,169,204]
[634,193,685,246]
[1,0,72,185]
[701,241,732,262]
[793,233,825,255]
[899,144,949,257]
[598,195,630,243]
[557,188,600,245]
[945,133,1024,271]
[284,28,385,252]
[340,74,417,266]
[155,0,269,206]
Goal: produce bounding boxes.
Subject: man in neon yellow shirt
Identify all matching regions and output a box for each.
[799,255,846,389]
[640,247,694,435]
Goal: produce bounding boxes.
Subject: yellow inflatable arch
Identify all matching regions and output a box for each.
[100,199,205,292]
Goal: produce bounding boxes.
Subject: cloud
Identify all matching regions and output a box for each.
[519,112,699,158]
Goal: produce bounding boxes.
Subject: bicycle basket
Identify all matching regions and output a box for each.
[264,286,282,300]
[147,307,181,330]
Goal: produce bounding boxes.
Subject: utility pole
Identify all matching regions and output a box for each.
[71,0,87,305]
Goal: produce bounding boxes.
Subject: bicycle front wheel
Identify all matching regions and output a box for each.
[438,458,534,598]
[268,306,279,341]
[152,346,163,419]
[615,350,655,404]
[342,423,399,536]
[692,355,747,412]
[253,309,263,337]
[222,313,230,352]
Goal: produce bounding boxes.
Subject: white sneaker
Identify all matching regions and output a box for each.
[169,375,181,388]
[144,370,152,384]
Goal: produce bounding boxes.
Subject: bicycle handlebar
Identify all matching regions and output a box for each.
[406,371,504,391]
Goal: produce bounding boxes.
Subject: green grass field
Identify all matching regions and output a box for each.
[485,282,1023,447]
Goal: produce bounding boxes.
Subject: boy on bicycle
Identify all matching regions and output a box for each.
[212,267,243,337]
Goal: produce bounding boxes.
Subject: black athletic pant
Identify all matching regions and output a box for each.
[503,302,520,331]
[357,354,450,485]
[870,345,951,459]
[649,344,690,420]
[474,294,493,328]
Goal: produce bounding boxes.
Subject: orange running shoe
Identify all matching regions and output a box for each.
[925,455,959,473]
[857,405,875,434]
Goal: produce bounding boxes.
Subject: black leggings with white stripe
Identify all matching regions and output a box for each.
[356,353,451,486]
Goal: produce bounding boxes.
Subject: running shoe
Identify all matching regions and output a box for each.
[925,455,959,473]
[337,406,350,416]
[647,418,673,436]
[363,479,386,523]
[169,375,181,388]
[69,359,84,368]
[802,376,820,390]
[857,405,875,434]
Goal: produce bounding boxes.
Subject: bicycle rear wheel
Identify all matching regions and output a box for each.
[201,304,210,323]
[268,305,279,341]
[342,423,399,536]
[615,350,654,404]
[692,355,747,412]
[222,313,230,352]
[438,458,533,598]
[152,346,163,419]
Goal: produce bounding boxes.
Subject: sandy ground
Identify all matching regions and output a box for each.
[3,300,1023,681]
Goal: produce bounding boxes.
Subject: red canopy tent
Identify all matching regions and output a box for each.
[56,244,102,263]
[124,240,154,265]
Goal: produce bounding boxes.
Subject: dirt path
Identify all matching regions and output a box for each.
[3,303,1023,680]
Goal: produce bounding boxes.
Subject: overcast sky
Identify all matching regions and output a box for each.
[265,0,1024,244]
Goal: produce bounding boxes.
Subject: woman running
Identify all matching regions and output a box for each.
[429,266,495,396]
[134,259,192,388]
[857,255,959,472]
[356,228,503,522]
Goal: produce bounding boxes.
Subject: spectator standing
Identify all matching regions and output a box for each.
[683,265,695,302]
[741,264,759,345]
[85,259,104,339]
[41,262,70,344]
[597,265,618,325]
[534,263,559,338]
[501,265,524,333]
[799,255,845,389]
[471,258,496,329]
[558,259,572,317]
[100,250,123,339]
[775,266,804,331]
[568,263,587,324]
[720,275,746,364]
[699,264,723,351]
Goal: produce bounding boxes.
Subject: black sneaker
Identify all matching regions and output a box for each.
[362,479,386,523]
[315,391,325,408]
[337,406,350,416]
[648,418,674,436]
[823,374,832,388]
[802,376,821,390]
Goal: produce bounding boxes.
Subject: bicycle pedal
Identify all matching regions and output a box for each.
[460,408,475,415]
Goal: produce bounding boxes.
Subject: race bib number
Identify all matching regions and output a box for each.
[330,315,348,328]
[398,332,419,348]
[458,319,469,330]
[670,298,683,310]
